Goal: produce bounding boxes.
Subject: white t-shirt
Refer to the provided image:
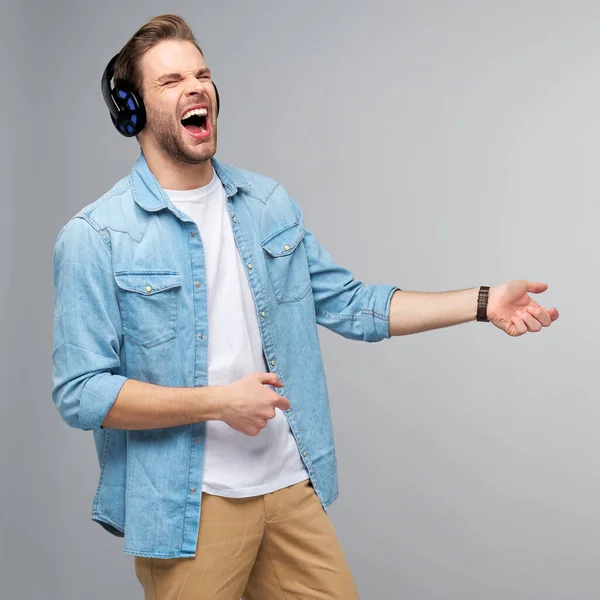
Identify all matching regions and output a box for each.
[165,172,309,498]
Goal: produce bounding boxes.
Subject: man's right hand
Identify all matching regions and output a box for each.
[217,372,290,436]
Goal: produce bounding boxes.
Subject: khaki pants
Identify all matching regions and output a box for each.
[134,479,360,599]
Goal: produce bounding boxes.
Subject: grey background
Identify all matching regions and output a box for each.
[1,0,596,598]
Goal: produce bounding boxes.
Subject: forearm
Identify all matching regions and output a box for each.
[101,378,224,430]
[388,288,479,336]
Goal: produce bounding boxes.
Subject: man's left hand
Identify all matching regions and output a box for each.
[487,280,560,336]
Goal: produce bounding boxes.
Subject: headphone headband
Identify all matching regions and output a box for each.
[101,53,121,122]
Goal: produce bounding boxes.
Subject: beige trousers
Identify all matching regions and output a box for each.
[134,479,360,599]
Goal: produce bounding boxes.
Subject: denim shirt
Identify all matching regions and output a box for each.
[52,152,398,558]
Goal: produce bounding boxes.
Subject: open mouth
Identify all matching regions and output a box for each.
[180,107,209,138]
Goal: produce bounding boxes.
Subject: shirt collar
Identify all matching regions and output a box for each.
[131,151,249,213]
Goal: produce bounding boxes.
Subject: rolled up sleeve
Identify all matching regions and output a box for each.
[358,283,399,342]
[52,216,127,430]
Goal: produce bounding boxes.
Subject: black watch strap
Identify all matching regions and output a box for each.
[477,286,490,322]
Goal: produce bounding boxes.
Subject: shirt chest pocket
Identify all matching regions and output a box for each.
[261,222,312,304]
[114,271,182,348]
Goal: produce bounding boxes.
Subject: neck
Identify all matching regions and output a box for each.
[140,141,214,190]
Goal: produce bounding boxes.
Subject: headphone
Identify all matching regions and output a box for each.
[101,52,220,137]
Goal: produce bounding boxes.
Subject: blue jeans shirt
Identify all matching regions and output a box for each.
[52,152,398,558]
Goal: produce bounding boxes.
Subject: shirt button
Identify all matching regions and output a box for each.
[190,488,196,494]
[270,360,275,366]
[232,216,237,223]
[261,311,266,318]
[190,231,196,238]
[198,333,205,340]
[145,285,152,293]
[195,281,201,288]
[284,245,290,251]
[302,451,307,457]
[247,263,253,270]
[194,437,201,444]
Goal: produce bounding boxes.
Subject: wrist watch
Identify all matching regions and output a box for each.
[477,286,490,322]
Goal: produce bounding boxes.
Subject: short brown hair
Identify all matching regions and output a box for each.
[113,14,203,94]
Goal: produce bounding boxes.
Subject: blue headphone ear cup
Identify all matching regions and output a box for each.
[102,52,146,137]
[111,87,146,137]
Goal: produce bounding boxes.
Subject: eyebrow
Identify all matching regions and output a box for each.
[157,68,211,83]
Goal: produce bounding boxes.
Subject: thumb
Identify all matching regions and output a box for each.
[526,281,549,294]
[256,372,284,388]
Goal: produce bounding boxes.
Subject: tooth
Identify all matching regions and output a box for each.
[182,108,208,120]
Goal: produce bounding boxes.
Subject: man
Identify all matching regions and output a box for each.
[52,14,559,600]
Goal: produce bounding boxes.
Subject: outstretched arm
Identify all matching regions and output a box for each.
[388,280,559,337]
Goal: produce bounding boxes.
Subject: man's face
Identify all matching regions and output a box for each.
[138,40,218,164]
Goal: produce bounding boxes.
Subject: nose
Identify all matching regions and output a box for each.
[184,76,209,98]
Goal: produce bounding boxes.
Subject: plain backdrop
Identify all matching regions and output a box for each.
[1,1,597,598]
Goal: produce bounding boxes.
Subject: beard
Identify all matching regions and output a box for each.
[145,106,217,165]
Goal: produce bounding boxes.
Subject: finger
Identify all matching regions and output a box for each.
[511,315,528,336]
[261,408,277,420]
[526,281,549,294]
[274,395,291,411]
[525,304,552,327]
[549,307,560,321]
[518,310,542,332]
[256,372,284,387]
